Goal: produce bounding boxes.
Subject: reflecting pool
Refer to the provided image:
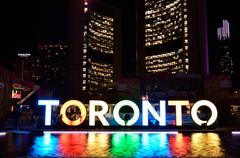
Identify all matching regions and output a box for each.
[0,131,239,157]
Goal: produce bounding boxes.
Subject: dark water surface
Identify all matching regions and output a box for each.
[0,131,239,157]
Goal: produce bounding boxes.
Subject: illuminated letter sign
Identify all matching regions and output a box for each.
[191,100,218,126]
[89,100,109,126]
[142,100,166,126]
[168,100,189,126]
[60,100,87,126]
[38,99,218,127]
[113,100,140,126]
[38,100,60,126]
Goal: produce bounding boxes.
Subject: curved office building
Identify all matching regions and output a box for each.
[144,0,189,74]
[87,11,114,92]
[78,0,121,97]
[68,0,121,99]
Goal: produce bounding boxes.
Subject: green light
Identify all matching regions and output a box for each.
[111,133,140,157]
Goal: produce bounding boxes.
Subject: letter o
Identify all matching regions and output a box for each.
[113,100,140,126]
[191,100,218,126]
[60,100,87,126]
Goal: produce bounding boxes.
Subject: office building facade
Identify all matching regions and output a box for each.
[33,43,68,97]
[68,0,121,99]
[137,0,209,76]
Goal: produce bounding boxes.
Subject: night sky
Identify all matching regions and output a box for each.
[1,0,240,76]
[207,1,240,76]
[0,0,67,70]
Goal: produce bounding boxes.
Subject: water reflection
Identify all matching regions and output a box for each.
[86,133,110,157]
[111,133,140,157]
[0,133,33,157]
[169,133,190,157]
[190,133,225,157]
[0,131,237,157]
[59,133,87,157]
[30,133,60,157]
[136,133,170,157]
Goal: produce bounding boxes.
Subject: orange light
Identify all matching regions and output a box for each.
[60,100,87,126]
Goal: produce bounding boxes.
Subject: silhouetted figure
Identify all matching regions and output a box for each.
[31,114,36,128]
[13,105,21,129]
[124,113,130,125]
[36,118,44,129]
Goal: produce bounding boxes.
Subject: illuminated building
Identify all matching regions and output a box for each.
[34,43,68,97]
[217,20,230,41]
[217,20,233,76]
[68,0,121,99]
[14,51,34,82]
[137,0,209,76]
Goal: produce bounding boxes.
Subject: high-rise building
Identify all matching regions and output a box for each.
[68,0,121,100]
[137,0,209,76]
[217,20,233,76]
[14,51,34,82]
[33,43,68,97]
[217,20,230,41]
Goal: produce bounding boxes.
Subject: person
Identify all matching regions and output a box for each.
[36,117,44,129]
[13,105,21,129]
[59,114,63,128]
[124,113,130,125]
[31,114,36,128]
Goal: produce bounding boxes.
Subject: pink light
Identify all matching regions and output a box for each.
[232,131,240,135]
[0,132,6,136]
[44,131,178,134]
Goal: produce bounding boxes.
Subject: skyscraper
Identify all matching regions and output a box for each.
[217,20,233,76]
[67,0,209,100]
[14,52,33,82]
[137,0,209,76]
[68,0,121,100]
[33,43,68,97]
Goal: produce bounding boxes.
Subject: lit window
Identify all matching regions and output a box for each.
[84,8,88,13]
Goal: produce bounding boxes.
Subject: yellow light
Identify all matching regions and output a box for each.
[168,100,189,126]
[60,100,87,126]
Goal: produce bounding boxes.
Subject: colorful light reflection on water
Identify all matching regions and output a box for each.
[0,131,240,157]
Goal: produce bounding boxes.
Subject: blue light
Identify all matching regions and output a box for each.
[30,133,60,157]
[136,133,170,157]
